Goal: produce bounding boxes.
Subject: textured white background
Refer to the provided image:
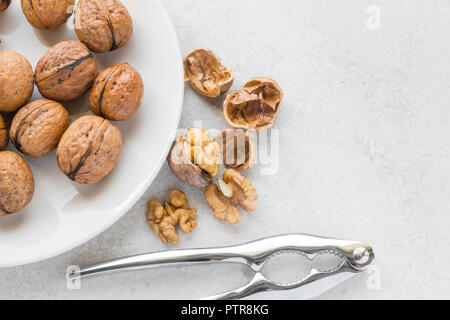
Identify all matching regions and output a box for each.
[1,0,450,299]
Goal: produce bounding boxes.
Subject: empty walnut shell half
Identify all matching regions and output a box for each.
[21,0,75,30]
[223,77,283,130]
[57,115,122,184]
[168,136,213,188]
[90,63,144,121]
[215,129,256,171]
[184,48,234,98]
[0,0,11,12]
[35,40,98,101]
[74,0,133,53]
[0,151,34,217]
[0,114,8,151]
[0,50,34,113]
[10,99,70,158]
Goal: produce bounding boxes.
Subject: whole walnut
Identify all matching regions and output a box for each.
[0,50,34,113]
[90,63,144,121]
[57,115,122,184]
[0,151,34,217]
[0,114,8,151]
[35,40,98,101]
[74,0,133,53]
[0,0,11,12]
[10,99,69,158]
[21,0,75,30]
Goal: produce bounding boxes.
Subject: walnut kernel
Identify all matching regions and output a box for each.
[215,128,256,171]
[184,48,234,98]
[74,0,133,53]
[168,128,221,188]
[205,169,258,224]
[224,77,283,130]
[21,0,75,30]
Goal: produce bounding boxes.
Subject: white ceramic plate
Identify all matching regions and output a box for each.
[0,0,183,267]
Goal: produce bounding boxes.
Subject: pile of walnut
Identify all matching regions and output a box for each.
[148,190,198,244]
[148,48,283,244]
[0,0,142,218]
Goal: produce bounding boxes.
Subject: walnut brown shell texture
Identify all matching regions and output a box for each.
[224,77,283,130]
[90,63,144,121]
[10,99,70,158]
[0,0,11,12]
[74,0,133,53]
[0,50,34,113]
[0,114,8,151]
[184,48,234,98]
[57,115,122,184]
[21,0,75,30]
[35,40,98,101]
[0,151,34,217]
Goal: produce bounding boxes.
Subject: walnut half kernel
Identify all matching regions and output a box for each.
[147,190,198,244]
[184,48,234,98]
[224,77,283,130]
[168,128,221,188]
[215,128,256,171]
[205,169,258,224]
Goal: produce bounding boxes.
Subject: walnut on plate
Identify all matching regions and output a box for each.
[90,63,144,121]
[74,0,133,53]
[21,0,75,30]
[147,190,198,244]
[0,114,9,151]
[184,48,234,98]
[215,128,256,171]
[10,99,70,158]
[224,77,283,130]
[204,169,258,224]
[0,50,34,113]
[0,151,34,217]
[0,0,11,12]
[168,128,221,188]
[34,40,98,101]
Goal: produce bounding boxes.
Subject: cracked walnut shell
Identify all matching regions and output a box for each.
[56,115,122,184]
[74,0,133,53]
[224,77,283,130]
[205,169,258,224]
[0,151,34,217]
[21,0,75,30]
[0,114,8,151]
[168,128,221,188]
[90,63,144,121]
[184,48,234,98]
[35,40,98,101]
[10,99,69,158]
[0,0,11,12]
[0,50,34,113]
[215,128,256,171]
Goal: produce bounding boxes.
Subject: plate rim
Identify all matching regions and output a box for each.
[0,0,184,268]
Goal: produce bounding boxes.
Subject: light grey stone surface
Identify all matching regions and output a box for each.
[1,0,449,299]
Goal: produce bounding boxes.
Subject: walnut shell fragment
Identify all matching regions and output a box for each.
[205,169,258,225]
[167,128,220,188]
[215,128,256,171]
[0,151,34,217]
[56,115,122,184]
[0,0,11,12]
[90,63,144,121]
[10,99,69,158]
[21,0,75,30]
[0,50,34,113]
[0,114,9,151]
[35,40,98,101]
[74,0,133,53]
[184,48,234,98]
[224,77,283,130]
